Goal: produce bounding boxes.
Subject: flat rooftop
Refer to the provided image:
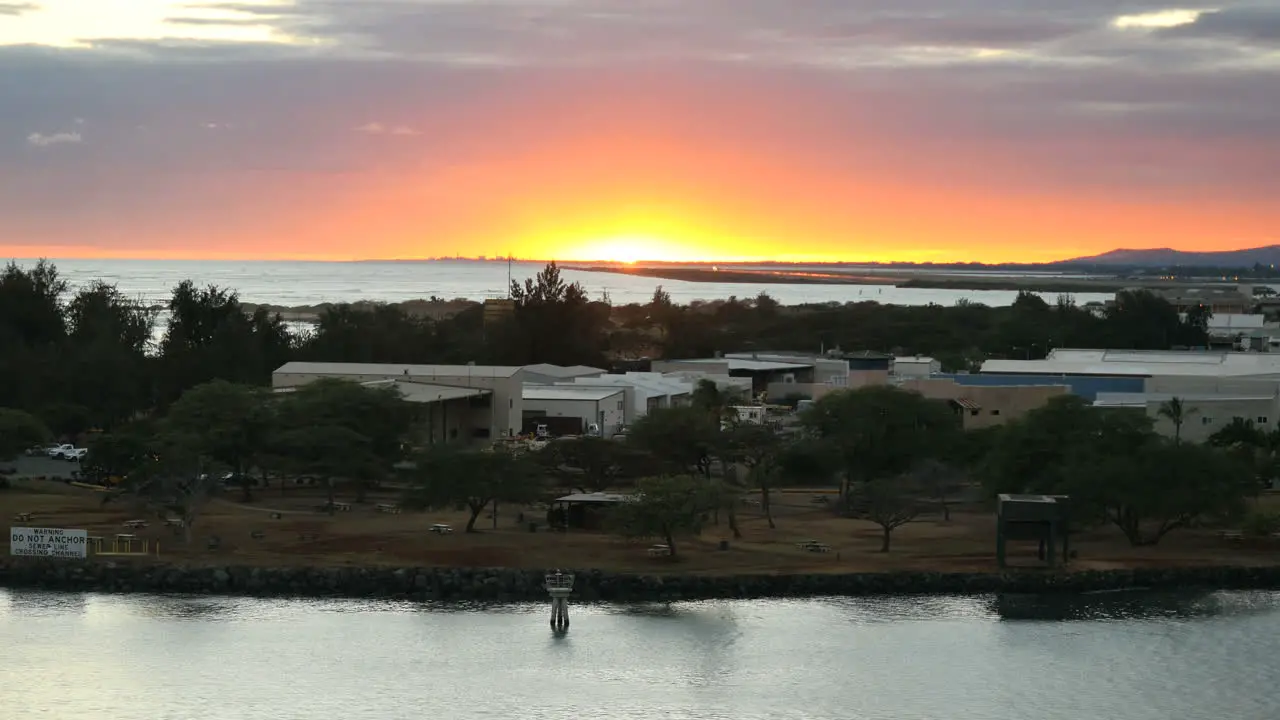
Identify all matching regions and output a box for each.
[523,363,606,379]
[555,492,635,504]
[1094,391,1275,408]
[275,361,523,379]
[981,349,1280,379]
[669,357,813,372]
[523,385,625,402]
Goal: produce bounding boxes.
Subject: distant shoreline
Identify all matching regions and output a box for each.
[568,265,1222,295]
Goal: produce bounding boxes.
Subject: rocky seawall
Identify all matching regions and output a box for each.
[4,560,1280,601]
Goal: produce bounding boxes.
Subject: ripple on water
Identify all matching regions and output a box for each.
[2,589,1278,720]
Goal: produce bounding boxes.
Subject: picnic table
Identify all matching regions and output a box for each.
[376,503,401,514]
[164,518,185,528]
[13,512,33,522]
[795,540,831,553]
[429,523,453,534]
[123,519,148,529]
[647,544,671,557]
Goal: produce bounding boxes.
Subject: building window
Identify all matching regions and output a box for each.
[969,410,979,417]
[1259,417,1270,424]
[990,409,1000,416]
[1201,416,1213,425]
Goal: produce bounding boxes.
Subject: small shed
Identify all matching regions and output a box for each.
[550,492,635,530]
[997,494,1070,569]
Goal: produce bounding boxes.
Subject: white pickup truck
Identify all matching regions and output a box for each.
[47,444,87,461]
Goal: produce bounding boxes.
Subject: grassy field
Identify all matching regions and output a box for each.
[3,480,1278,574]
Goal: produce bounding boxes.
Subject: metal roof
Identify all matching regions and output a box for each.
[671,358,812,372]
[1093,391,1275,408]
[523,385,625,402]
[951,398,981,410]
[555,492,635,504]
[382,381,490,403]
[275,361,523,379]
[523,363,606,378]
[981,349,1280,379]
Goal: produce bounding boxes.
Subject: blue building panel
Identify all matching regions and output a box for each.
[939,373,1144,401]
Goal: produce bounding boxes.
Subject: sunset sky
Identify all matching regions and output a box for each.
[2,1,1278,263]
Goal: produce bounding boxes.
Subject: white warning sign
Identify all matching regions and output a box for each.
[9,527,88,559]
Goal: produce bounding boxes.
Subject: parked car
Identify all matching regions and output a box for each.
[27,444,60,457]
[64,448,88,462]
[47,440,77,456]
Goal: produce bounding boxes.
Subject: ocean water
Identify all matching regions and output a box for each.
[7,258,1115,308]
[1,589,1278,720]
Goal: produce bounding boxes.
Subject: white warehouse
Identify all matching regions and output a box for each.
[522,385,627,437]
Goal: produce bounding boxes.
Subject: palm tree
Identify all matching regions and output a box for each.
[1158,397,1198,443]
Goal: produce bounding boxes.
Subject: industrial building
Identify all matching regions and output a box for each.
[652,353,853,399]
[898,377,1070,430]
[522,385,627,437]
[272,362,525,441]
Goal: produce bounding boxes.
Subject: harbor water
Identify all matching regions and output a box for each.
[2,589,1277,719]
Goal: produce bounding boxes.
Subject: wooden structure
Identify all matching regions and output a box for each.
[997,494,1070,569]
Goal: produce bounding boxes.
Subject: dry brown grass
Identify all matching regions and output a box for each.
[4,483,1280,574]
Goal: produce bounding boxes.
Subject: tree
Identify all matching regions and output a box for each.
[608,475,718,559]
[1064,440,1252,545]
[801,385,958,499]
[724,422,786,528]
[690,379,743,422]
[166,381,272,502]
[275,424,379,513]
[62,281,155,428]
[0,408,50,459]
[83,421,157,484]
[982,396,1157,496]
[915,458,964,522]
[1157,397,1197,443]
[121,430,223,544]
[404,446,544,532]
[628,406,719,479]
[273,378,413,503]
[859,472,923,552]
[539,436,652,493]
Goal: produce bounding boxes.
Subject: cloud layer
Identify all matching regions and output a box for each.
[0,0,1277,261]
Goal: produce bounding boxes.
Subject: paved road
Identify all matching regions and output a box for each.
[0,454,83,479]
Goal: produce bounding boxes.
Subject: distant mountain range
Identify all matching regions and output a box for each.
[1057,246,1280,268]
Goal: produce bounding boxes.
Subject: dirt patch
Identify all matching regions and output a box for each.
[4,483,1280,574]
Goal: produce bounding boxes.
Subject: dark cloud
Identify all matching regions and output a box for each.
[1160,6,1280,44]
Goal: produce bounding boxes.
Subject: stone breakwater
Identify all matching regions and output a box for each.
[4,561,1280,601]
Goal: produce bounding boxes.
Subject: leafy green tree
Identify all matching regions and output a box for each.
[982,396,1157,496]
[166,381,273,501]
[0,261,67,417]
[275,424,380,513]
[62,281,155,428]
[802,385,958,498]
[1063,440,1253,545]
[404,446,544,532]
[724,422,786,528]
[83,421,158,483]
[608,475,718,559]
[273,378,413,503]
[120,429,223,544]
[539,436,653,493]
[503,262,607,366]
[0,408,50,459]
[628,405,719,479]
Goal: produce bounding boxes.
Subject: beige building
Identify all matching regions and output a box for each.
[272,362,525,442]
[1094,391,1280,443]
[899,378,1069,430]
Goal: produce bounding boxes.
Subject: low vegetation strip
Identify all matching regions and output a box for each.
[5,560,1280,601]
